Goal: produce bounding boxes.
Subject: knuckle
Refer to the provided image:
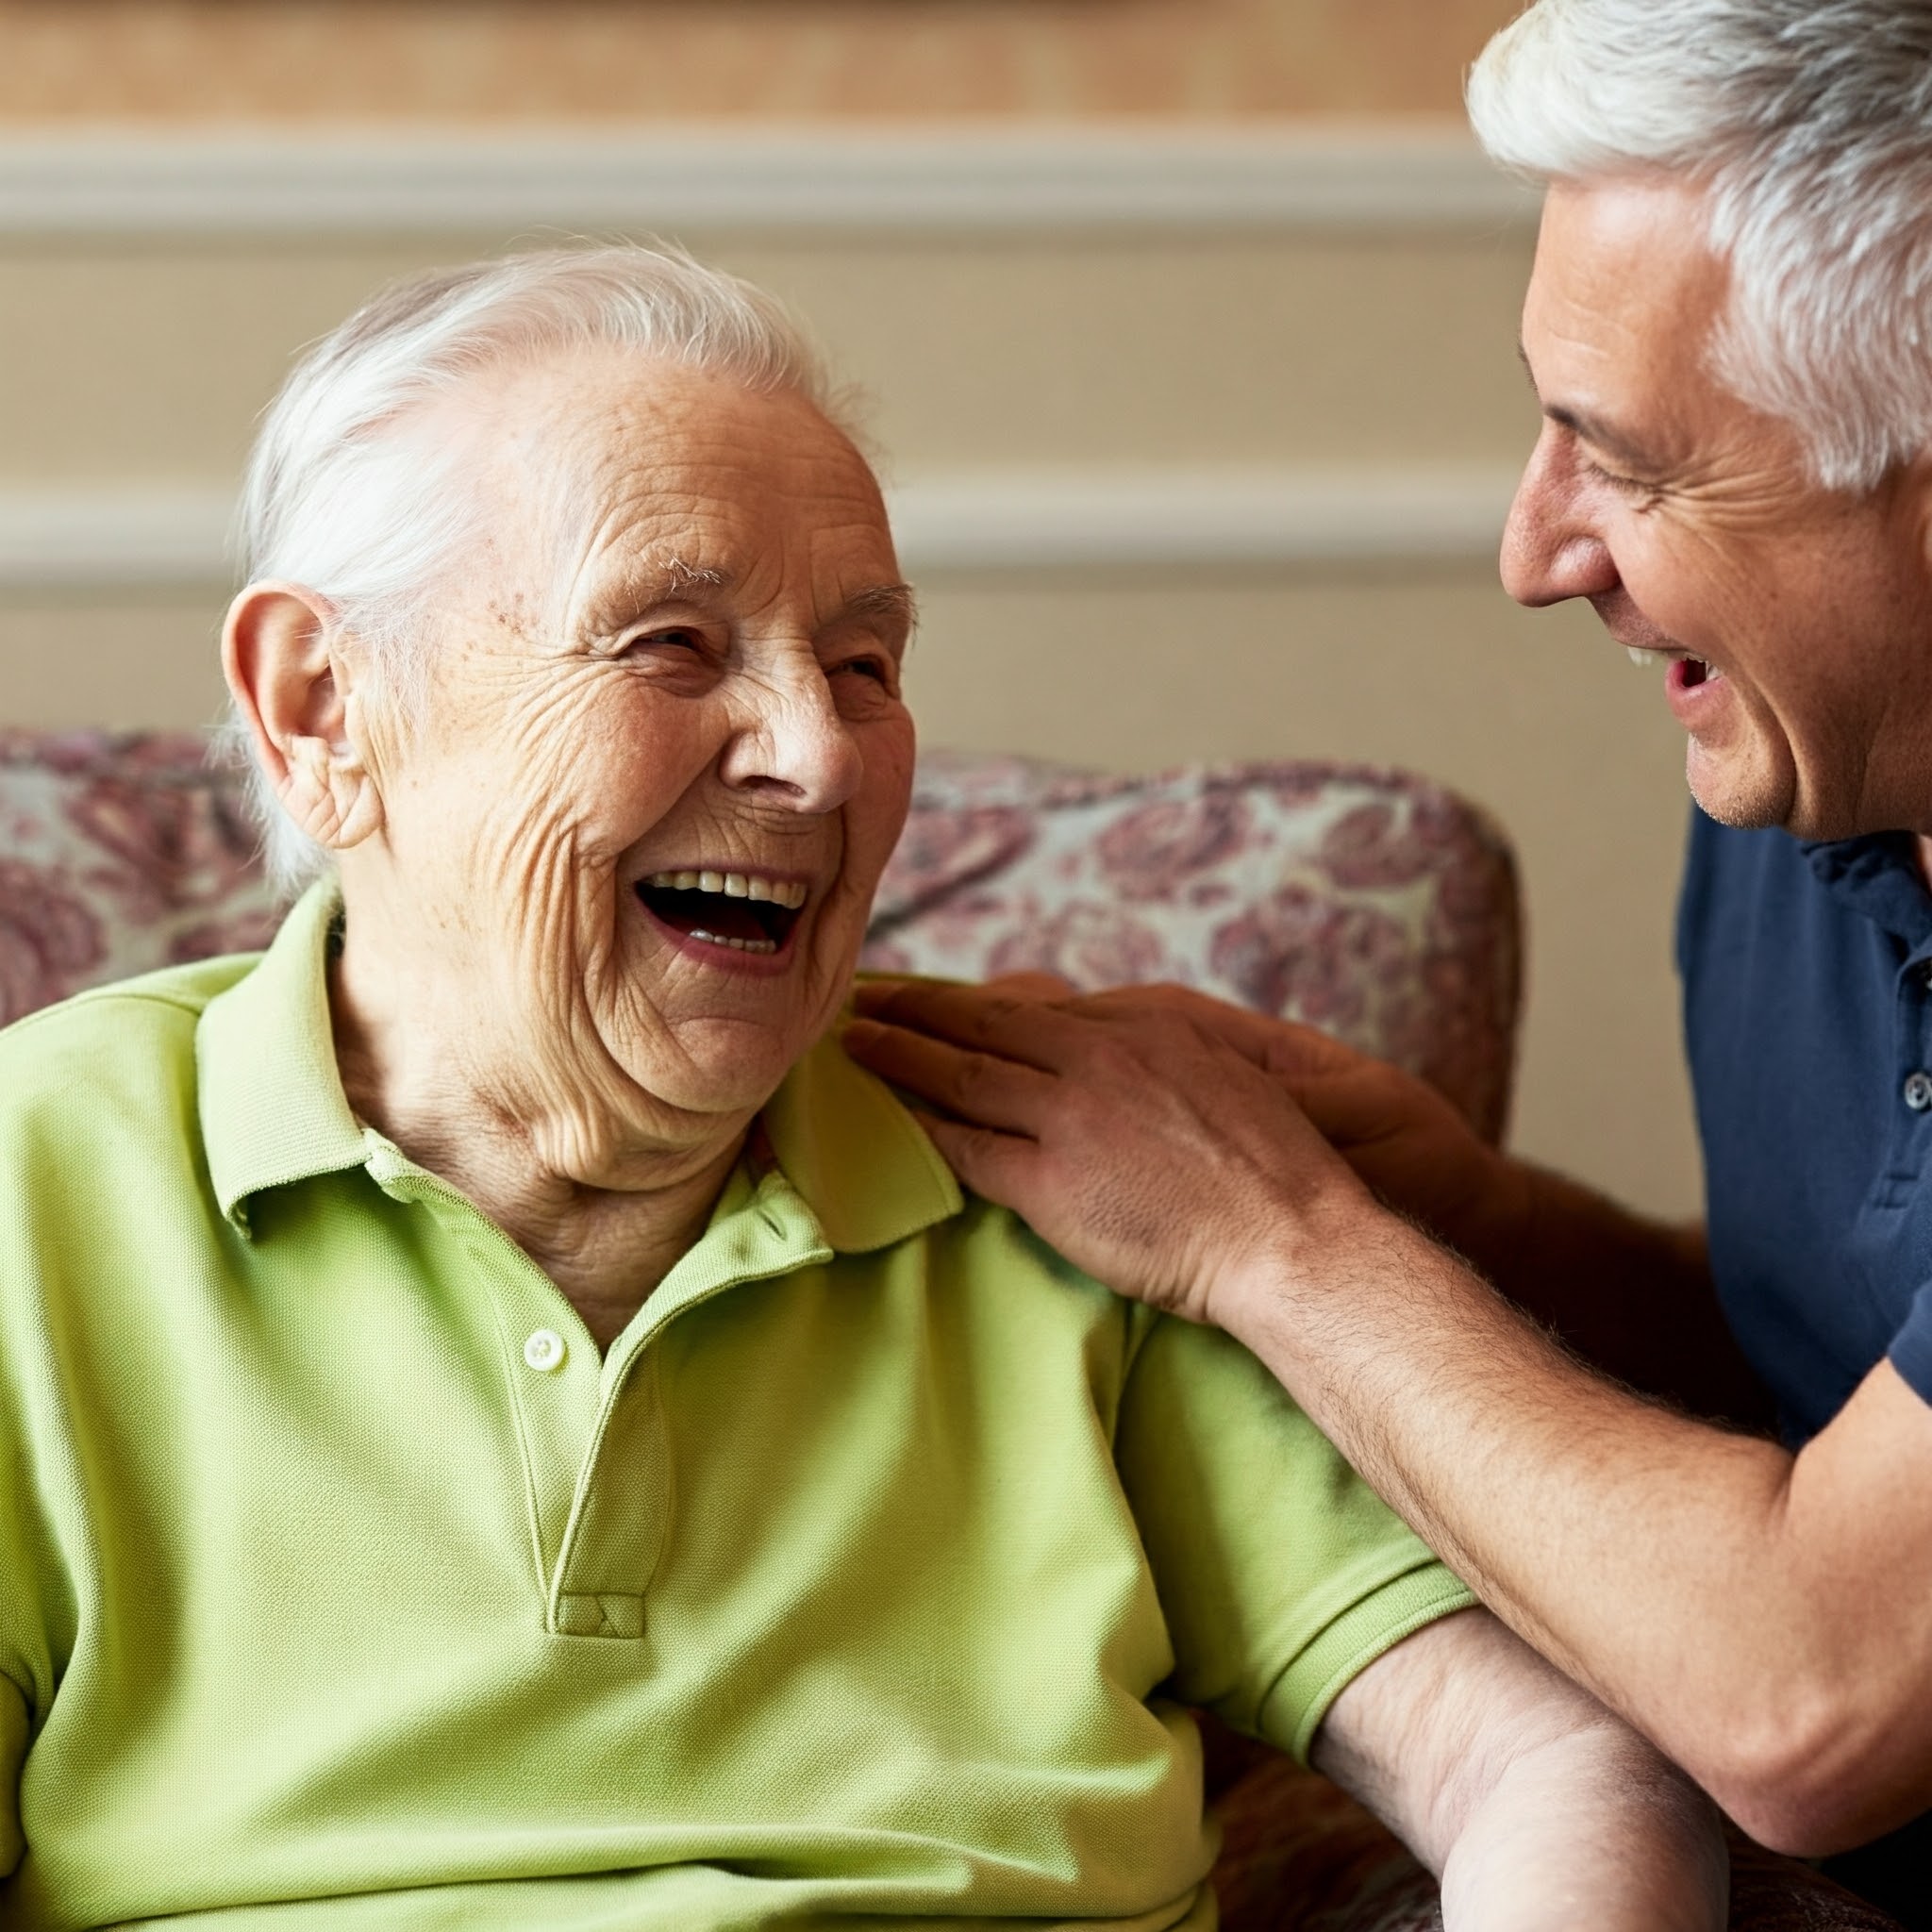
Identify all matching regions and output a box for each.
[972,993,1025,1034]
[953,1048,1004,1106]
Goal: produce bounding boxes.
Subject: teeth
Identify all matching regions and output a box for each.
[643,870,808,909]
[687,927,778,956]
[1627,647,1673,667]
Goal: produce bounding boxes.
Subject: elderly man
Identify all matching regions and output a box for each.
[0,247,1723,1926]
[846,2,1932,1926]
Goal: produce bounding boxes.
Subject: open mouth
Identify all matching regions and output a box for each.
[1627,646,1723,690]
[635,868,808,958]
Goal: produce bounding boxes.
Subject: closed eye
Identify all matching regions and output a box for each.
[629,625,709,653]
[1586,461,1663,508]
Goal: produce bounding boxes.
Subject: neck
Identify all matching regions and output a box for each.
[1920,835,1932,895]
[328,935,750,1354]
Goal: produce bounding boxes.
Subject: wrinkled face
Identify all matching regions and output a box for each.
[347,353,915,1157]
[1504,176,1932,840]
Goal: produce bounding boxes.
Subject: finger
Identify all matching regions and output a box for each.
[850,978,1091,1071]
[1076,984,1351,1074]
[907,1108,1041,1211]
[841,1016,1056,1133]
[979,972,1075,1003]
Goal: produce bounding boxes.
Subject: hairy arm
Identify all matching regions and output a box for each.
[1241,1204,1932,1855]
[844,983,1932,1852]
[1121,990,1768,1424]
[1474,1164,1767,1423]
[1313,1609,1725,1930]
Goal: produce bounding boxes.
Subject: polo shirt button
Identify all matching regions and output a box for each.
[1906,1073,1932,1114]
[524,1328,567,1373]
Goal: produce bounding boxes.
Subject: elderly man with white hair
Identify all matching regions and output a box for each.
[0,247,1727,1926]
[846,3,1932,1925]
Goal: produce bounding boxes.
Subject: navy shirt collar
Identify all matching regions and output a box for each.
[1802,834,1932,956]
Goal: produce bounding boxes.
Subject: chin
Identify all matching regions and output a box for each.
[1685,741,1801,835]
[631,1021,809,1117]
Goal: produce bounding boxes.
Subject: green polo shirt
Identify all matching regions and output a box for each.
[0,885,1472,1929]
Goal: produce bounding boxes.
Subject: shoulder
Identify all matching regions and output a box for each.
[0,953,258,1147]
[894,1192,1154,1414]
[932,1191,1139,1315]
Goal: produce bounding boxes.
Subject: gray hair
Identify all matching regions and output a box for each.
[1468,0,1932,493]
[227,242,837,894]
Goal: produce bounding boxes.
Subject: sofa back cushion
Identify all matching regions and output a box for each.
[0,732,1521,1141]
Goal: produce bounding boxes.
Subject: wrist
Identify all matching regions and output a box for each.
[1203,1181,1409,1343]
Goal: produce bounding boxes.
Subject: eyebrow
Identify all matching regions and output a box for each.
[595,569,918,649]
[1544,402,1662,471]
[1517,340,1661,470]
[837,582,919,634]
[643,557,731,599]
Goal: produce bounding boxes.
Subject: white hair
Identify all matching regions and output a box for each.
[226,243,838,894]
[1468,0,1932,493]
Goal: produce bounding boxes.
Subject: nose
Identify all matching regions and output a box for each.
[1500,425,1621,608]
[718,650,865,814]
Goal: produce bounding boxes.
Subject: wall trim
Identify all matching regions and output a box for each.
[0,469,1520,593]
[0,128,1538,239]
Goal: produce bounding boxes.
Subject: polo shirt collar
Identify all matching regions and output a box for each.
[1802,833,1932,954]
[762,1010,964,1253]
[197,880,369,1230]
[197,881,962,1251]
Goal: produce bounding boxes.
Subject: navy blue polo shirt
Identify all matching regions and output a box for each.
[1678,807,1932,1921]
[1677,808,1932,1443]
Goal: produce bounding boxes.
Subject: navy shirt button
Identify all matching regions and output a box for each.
[1907,1072,1932,1113]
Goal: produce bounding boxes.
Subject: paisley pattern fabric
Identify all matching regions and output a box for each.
[0,731,278,1030]
[0,728,1900,1929]
[1,733,1521,1142]
[863,748,1521,1141]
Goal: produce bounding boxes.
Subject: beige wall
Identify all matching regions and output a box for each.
[0,207,1709,1224]
[0,0,1704,1225]
[0,1,1518,123]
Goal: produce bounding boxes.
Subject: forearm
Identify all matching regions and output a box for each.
[1465,1159,1772,1425]
[1439,1720,1726,1932]
[1315,1611,1725,1931]
[1225,1207,1808,1809]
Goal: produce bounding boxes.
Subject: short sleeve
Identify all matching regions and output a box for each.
[1115,1312,1474,1764]
[1886,1280,1932,1407]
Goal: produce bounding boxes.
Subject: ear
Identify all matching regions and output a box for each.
[222,582,385,856]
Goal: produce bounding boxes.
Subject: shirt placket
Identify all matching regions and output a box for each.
[1878,943,1932,1204]
[371,1146,829,1641]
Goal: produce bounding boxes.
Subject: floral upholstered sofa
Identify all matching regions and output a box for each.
[0,729,1903,1931]
[0,735,1520,1138]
